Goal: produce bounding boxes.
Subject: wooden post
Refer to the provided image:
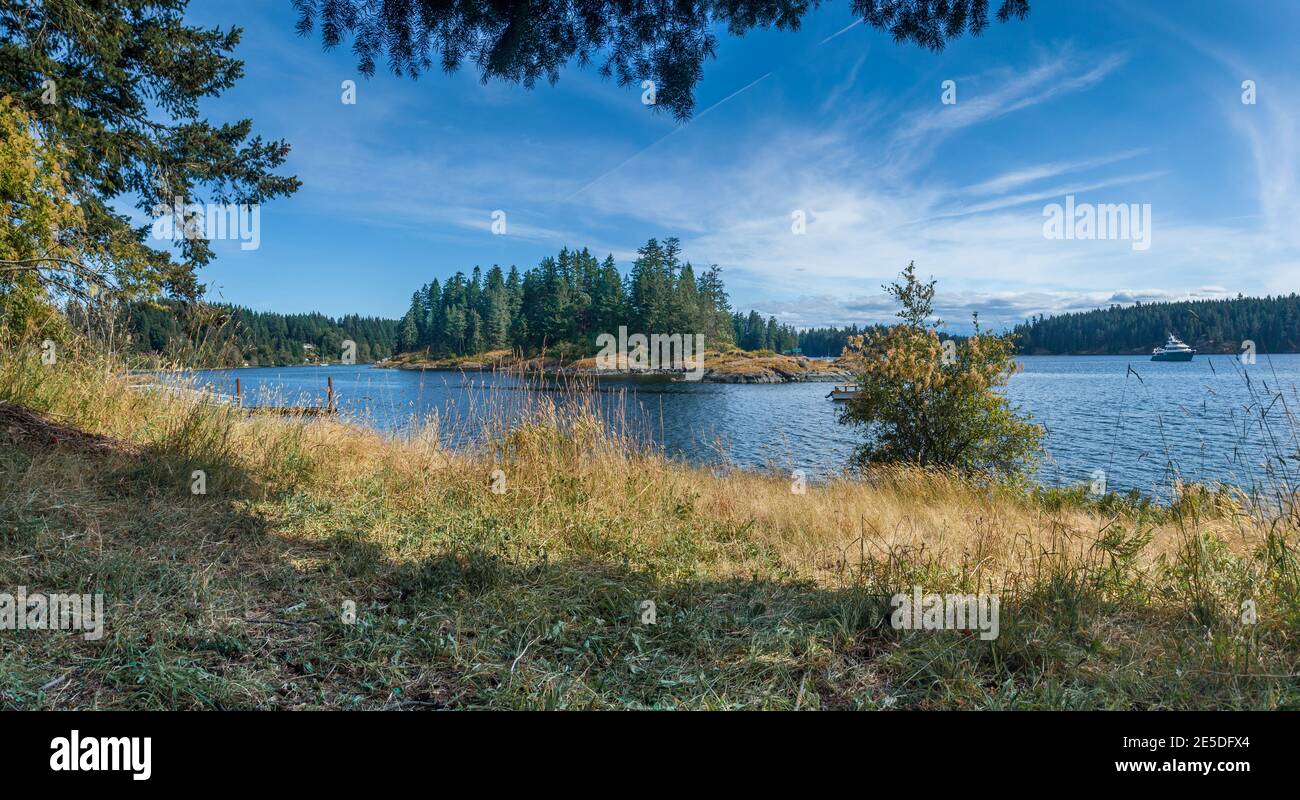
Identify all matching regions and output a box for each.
[327,375,334,410]
[235,377,242,407]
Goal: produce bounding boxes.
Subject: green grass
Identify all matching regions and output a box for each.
[0,338,1297,709]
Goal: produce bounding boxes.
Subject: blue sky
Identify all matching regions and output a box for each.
[179,0,1300,331]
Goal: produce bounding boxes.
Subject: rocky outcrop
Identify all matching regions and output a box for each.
[703,365,850,384]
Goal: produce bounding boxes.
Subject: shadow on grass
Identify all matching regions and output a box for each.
[1,402,1296,710]
[0,402,276,708]
[291,543,1298,710]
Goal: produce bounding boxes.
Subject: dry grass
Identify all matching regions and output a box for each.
[1,337,1297,709]
[387,345,846,382]
[383,348,514,370]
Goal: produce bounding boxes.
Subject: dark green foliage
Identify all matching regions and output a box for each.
[294,0,1031,120]
[0,0,299,299]
[118,300,400,367]
[731,310,799,353]
[401,237,738,358]
[122,232,866,365]
[798,324,882,357]
[1013,295,1300,355]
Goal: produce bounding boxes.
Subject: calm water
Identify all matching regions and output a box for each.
[188,355,1300,495]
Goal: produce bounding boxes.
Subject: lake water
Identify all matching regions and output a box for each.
[188,355,1300,496]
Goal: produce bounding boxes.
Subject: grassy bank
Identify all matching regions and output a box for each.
[1,340,1297,709]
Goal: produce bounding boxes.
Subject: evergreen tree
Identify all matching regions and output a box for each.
[296,0,1031,120]
[591,255,627,338]
[2,0,299,304]
[483,266,511,350]
[116,300,400,367]
[400,293,422,351]
[440,305,465,353]
[422,280,441,347]
[1011,294,1300,355]
[387,237,808,360]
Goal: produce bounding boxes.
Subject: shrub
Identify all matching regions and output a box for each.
[838,262,1042,479]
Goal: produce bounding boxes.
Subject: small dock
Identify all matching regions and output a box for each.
[827,384,859,402]
[233,376,338,416]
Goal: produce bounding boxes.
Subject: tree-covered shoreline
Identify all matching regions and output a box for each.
[794,294,1300,358]
[117,286,1300,368]
[114,237,805,367]
[1011,294,1300,355]
[121,300,400,367]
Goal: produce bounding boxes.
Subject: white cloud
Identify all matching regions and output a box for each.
[753,285,1243,333]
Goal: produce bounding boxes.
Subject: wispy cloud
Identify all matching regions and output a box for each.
[894,49,1128,141]
[1128,2,1300,292]
[819,51,869,113]
[818,19,862,47]
[932,170,1166,219]
[960,149,1148,196]
[576,36,1300,328]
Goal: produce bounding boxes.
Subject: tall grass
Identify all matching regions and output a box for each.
[0,336,1297,709]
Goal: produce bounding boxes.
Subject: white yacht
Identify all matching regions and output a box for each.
[1151,333,1195,362]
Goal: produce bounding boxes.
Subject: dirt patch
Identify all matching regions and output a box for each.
[0,402,140,455]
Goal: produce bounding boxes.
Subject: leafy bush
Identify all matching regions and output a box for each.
[839,263,1042,478]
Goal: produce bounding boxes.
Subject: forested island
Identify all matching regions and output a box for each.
[392,237,800,360]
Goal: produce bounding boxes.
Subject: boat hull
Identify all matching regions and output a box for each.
[1151,351,1195,362]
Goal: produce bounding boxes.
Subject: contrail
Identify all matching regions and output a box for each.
[561,71,774,202]
[818,19,862,46]
[562,14,863,203]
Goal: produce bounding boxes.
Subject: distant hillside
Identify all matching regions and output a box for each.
[797,324,881,357]
[1011,295,1300,355]
[121,300,401,367]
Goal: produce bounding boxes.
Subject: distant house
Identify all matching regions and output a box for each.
[783,347,802,356]
[302,343,317,364]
